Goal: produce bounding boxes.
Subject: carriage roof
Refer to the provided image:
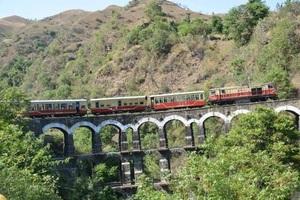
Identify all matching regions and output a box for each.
[150,91,204,98]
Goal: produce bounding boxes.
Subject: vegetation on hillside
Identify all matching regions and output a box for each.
[1,0,299,99]
[134,107,300,199]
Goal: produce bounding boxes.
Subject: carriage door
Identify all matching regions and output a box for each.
[118,100,122,107]
[76,101,80,113]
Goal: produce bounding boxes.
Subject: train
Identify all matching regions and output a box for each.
[26,83,277,117]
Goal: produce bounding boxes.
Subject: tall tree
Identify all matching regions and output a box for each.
[224,0,269,45]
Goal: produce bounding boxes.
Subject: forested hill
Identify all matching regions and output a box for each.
[0,0,300,99]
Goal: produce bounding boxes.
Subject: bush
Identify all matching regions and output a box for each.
[224,0,269,45]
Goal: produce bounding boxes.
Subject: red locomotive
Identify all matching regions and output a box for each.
[208,83,277,104]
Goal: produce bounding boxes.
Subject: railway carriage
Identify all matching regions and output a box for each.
[208,83,277,104]
[90,96,148,114]
[150,91,206,110]
[27,99,88,117]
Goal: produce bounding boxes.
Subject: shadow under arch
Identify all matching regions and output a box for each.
[163,119,186,148]
[199,112,228,141]
[42,123,72,156]
[70,122,100,154]
[138,121,160,150]
[275,105,300,130]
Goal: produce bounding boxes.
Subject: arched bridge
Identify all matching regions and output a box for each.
[26,99,300,186]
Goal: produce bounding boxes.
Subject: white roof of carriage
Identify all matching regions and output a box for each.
[31,99,87,103]
[149,90,204,98]
[91,96,146,101]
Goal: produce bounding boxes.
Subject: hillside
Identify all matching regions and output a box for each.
[0,0,299,99]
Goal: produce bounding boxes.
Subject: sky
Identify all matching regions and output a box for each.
[0,0,287,20]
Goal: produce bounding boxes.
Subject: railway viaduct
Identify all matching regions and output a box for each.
[26,99,300,187]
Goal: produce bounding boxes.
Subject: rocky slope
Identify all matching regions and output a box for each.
[0,0,299,99]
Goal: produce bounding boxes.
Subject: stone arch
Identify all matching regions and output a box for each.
[136,118,161,150]
[134,117,162,131]
[275,105,300,116]
[42,123,70,135]
[70,121,97,134]
[162,115,189,148]
[98,120,125,132]
[228,109,251,123]
[199,112,228,126]
[70,121,100,154]
[41,123,73,156]
[98,120,126,152]
[187,119,200,126]
[162,115,189,128]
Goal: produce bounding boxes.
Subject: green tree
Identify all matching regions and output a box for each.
[224,0,269,45]
[211,15,223,33]
[145,0,166,21]
[0,56,32,87]
[0,121,61,199]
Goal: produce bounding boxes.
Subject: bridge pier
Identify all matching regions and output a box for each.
[159,154,170,182]
[297,115,300,131]
[92,133,101,153]
[64,134,75,156]
[133,154,143,182]
[159,128,167,149]
[132,130,140,151]
[185,125,194,147]
[120,131,128,152]
[121,159,132,185]
[224,122,230,133]
[199,125,205,144]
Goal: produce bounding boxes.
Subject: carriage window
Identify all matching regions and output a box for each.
[69,105,73,109]
[107,104,111,107]
[201,94,204,99]
[155,99,159,104]
[95,102,99,108]
[101,104,104,107]
[195,95,200,100]
[164,98,167,103]
[61,103,67,109]
[160,99,163,103]
[221,90,226,94]
[81,105,86,109]
[124,103,127,106]
[129,102,133,105]
[135,102,138,105]
[268,84,273,88]
[140,102,144,105]
[210,91,216,95]
[171,97,175,102]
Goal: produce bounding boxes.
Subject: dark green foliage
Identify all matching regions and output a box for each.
[0,56,32,87]
[211,15,223,33]
[224,0,269,45]
[139,122,159,150]
[0,88,29,123]
[177,18,212,37]
[165,120,185,148]
[0,118,61,199]
[145,0,166,21]
[101,126,120,152]
[230,58,248,85]
[60,160,120,200]
[73,128,92,154]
